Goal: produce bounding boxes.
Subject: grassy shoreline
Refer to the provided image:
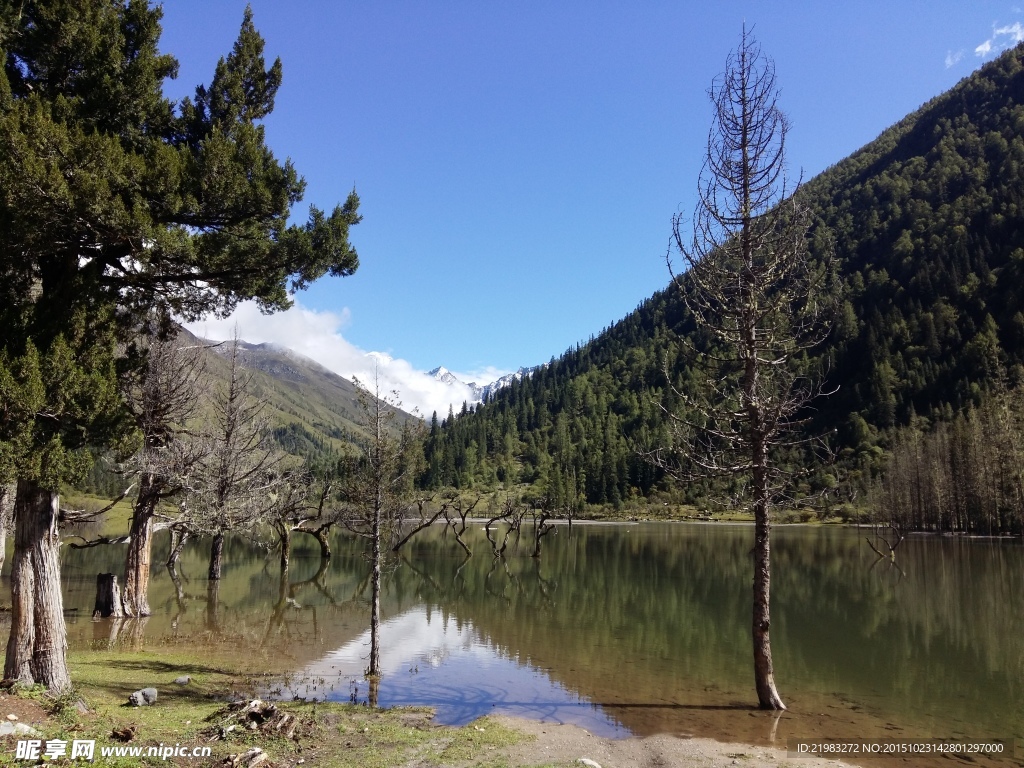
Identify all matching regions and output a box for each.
[0,648,885,768]
[1,647,531,767]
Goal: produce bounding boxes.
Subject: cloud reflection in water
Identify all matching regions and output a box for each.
[280,606,628,737]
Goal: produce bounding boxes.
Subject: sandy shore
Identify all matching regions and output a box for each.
[495,715,857,768]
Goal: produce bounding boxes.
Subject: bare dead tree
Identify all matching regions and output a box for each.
[294,468,339,562]
[336,371,420,682]
[529,501,556,559]
[866,522,905,562]
[259,464,341,570]
[165,520,191,569]
[485,491,527,558]
[442,492,479,556]
[181,337,286,581]
[265,469,318,578]
[392,491,481,556]
[119,325,208,616]
[391,495,445,552]
[652,28,835,711]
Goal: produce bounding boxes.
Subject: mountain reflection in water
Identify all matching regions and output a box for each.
[29,521,1024,754]
[282,607,629,737]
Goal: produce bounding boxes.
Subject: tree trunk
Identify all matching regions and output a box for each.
[123,473,158,616]
[166,525,189,568]
[279,524,291,578]
[206,579,222,632]
[167,562,186,610]
[531,513,553,558]
[752,496,785,710]
[368,501,382,680]
[93,573,124,618]
[3,479,71,693]
[744,242,785,710]
[4,506,35,686]
[0,482,15,575]
[315,526,331,562]
[295,526,332,585]
[208,531,225,580]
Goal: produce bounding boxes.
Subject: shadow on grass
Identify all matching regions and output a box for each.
[75,659,239,677]
[70,657,255,706]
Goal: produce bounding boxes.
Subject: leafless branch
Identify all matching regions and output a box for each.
[59,483,136,524]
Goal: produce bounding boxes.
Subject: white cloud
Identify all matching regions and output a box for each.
[974,20,1023,58]
[183,299,488,420]
[995,21,1024,41]
[945,49,964,68]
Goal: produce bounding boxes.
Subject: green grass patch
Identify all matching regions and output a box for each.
[0,649,533,767]
[432,717,526,764]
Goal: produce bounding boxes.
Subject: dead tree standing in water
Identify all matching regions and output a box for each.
[484,491,526,558]
[338,374,420,684]
[120,324,207,616]
[654,28,834,711]
[183,339,284,582]
[191,339,280,581]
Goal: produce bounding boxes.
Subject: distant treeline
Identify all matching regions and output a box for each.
[868,382,1024,535]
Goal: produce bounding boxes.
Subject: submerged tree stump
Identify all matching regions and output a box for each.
[93,573,124,618]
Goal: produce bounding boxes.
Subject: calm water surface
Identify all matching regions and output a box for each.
[12,522,1023,751]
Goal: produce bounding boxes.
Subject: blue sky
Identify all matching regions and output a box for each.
[171,1,1024,417]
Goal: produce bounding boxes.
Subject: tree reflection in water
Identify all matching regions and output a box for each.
[45,522,1024,749]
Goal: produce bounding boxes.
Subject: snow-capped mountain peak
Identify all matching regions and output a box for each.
[428,366,462,387]
[430,365,537,407]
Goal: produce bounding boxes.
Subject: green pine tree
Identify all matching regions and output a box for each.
[0,1,361,691]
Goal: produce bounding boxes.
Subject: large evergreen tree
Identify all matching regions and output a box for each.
[0,1,361,690]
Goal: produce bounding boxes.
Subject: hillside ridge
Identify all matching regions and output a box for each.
[420,43,1024,505]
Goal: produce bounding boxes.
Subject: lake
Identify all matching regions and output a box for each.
[8,522,1023,759]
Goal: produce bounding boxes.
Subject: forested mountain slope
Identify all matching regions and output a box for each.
[200,332,414,461]
[422,43,1024,506]
[78,331,411,498]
